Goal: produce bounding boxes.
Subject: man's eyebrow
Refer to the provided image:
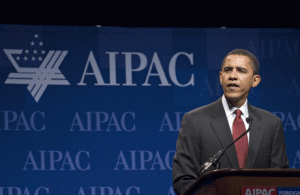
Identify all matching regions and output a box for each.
[237,66,247,70]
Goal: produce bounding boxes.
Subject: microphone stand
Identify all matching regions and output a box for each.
[196,116,253,177]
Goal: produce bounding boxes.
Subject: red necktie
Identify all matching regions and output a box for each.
[232,109,248,168]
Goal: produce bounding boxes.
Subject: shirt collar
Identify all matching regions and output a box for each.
[221,95,249,118]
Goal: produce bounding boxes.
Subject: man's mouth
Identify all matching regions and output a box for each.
[227,83,239,89]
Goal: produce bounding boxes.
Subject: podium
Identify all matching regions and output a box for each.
[183,169,300,195]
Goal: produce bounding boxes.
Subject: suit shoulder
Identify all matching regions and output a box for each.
[250,105,281,123]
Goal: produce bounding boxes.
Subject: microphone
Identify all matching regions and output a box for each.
[196,115,253,177]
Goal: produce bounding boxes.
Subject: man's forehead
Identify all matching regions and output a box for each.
[223,54,251,66]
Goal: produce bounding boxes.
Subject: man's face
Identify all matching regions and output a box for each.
[219,54,260,107]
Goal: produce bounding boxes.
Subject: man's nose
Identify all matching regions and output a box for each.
[229,70,238,80]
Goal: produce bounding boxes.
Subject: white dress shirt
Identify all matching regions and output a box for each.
[221,95,250,142]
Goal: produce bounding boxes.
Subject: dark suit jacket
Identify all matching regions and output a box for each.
[172,97,289,195]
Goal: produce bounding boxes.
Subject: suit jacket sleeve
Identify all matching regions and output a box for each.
[172,113,201,195]
[270,118,289,168]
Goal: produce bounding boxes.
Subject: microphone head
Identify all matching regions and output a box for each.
[246,115,253,123]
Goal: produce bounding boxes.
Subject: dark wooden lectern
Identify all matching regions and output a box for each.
[183,169,300,195]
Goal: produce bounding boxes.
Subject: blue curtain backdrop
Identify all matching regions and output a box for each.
[0,25,299,195]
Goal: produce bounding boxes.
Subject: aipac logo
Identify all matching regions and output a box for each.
[4,34,70,102]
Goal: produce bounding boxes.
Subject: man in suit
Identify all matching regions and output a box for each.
[172,49,289,195]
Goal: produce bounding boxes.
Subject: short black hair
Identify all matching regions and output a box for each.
[221,49,260,75]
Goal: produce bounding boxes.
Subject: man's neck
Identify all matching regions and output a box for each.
[225,98,246,108]
[222,95,249,119]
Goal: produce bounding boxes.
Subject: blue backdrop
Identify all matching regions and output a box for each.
[0,25,299,195]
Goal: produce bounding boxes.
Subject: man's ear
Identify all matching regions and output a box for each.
[252,75,261,88]
[219,71,223,85]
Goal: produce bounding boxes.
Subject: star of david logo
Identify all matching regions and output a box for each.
[3,34,70,102]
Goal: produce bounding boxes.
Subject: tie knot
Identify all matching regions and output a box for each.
[235,109,242,118]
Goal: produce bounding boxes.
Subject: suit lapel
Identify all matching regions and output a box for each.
[210,98,239,168]
[246,104,263,168]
